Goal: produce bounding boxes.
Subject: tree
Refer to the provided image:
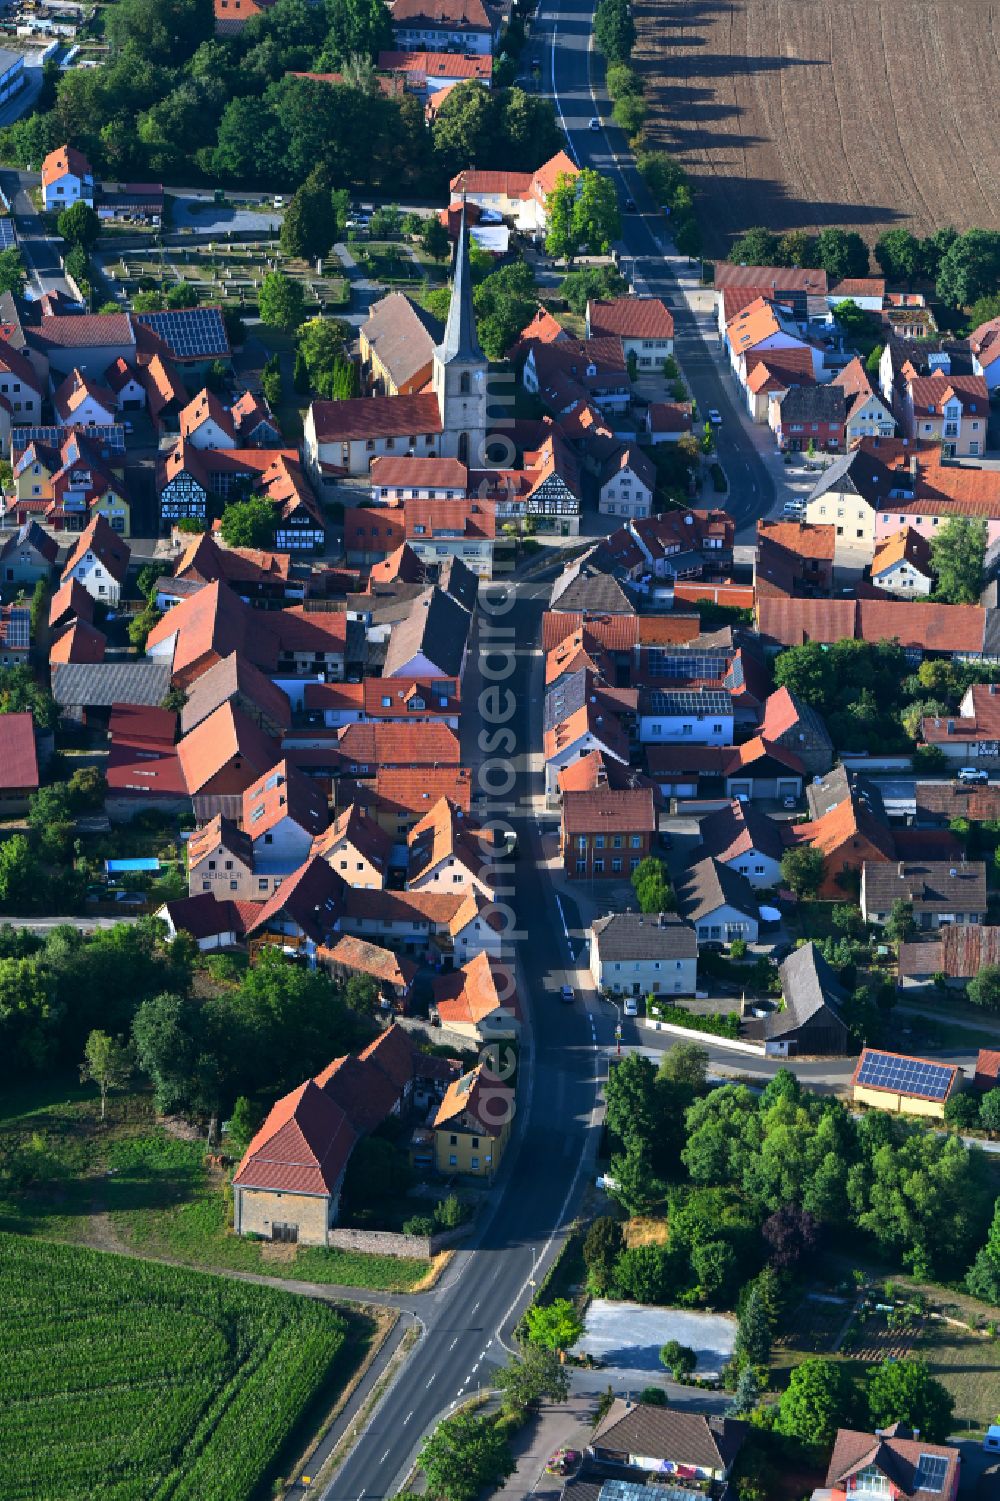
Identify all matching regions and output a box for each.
[944,1092,980,1129]
[545,169,621,260]
[258,271,305,331]
[612,92,646,136]
[282,169,334,261]
[524,1297,584,1353]
[937,230,1000,309]
[727,1364,760,1417]
[323,0,393,65]
[495,1341,570,1412]
[604,1051,659,1148]
[344,972,379,1014]
[128,601,162,652]
[297,315,349,397]
[593,0,634,62]
[635,150,687,210]
[776,230,816,268]
[0,247,25,298]
[473,259,536,361]
[421,215,451,262]
[57,200,100,250]
[968,965,1000,1011]
[866,1359,954,1442]
[780,844,824,898]
[79,1029,130,1120]
[884,899,915,944]
[27,783,75,862]
[875,229,922,283]
[219,497,276,549]
[659,1339,696,1378]
[558,262,627,314]
[728,227,779,266]
[614,1243,675,1303]
[226,1094,255,1157]
[657,1042,709,1089]
[776,1358,858,1448]
[967,1197,1000,1301]
[583,1216,625,1295]
[344,1136,411,1206]
[734,1281,772,1368]
[609,1137,665,1216]
[979,1088,1000,1137]
[631,855,674,914]
[761,1204,818,1271]
[813,228,869,280]
[930,516,987,605]
[67,765,106,811]
[420,1411,515,1501]
[165,281,199,309]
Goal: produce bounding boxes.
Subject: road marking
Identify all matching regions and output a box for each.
[449,1337,459,1350]
[549,8,576,163]
[554,893,572,943]
[470,1300,480,1314]
[403,1412,413,1426]
[472,1361,480,1373]
[427,1373,436,1387]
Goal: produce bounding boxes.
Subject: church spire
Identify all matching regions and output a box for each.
[436,199,484,366]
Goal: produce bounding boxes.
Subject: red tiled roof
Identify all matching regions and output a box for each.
[310,393,442,442]
[0,712,38,791]
[370,455,468,490]
[714,264,828,294]
[233,1078,356,1196]
[434,1063,513,1133]
[41,143,92,188]
[50,619,107,664]
[561,786,655,834]
[378,48,491,76]
[318,934,416,991]
[243,758,328,841]
[588,297,674,341]
[177,702,280,795]
[61,513,130,586]
[434,950,520,1028]
[375,765,472,814]
[336,720,460,767]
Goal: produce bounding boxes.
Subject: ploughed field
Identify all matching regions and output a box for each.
[634,0,1000,254]
[0,1233,348,1501]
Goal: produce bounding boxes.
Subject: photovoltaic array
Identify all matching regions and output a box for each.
[135,307,228,361]
[855,1050,954,1101]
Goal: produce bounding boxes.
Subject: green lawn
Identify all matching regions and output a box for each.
[2,1232,363,1501]
[0,1082,430,1293]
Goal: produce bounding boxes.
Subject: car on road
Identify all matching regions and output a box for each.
[589,116,600,130]
[707,408,722,425]
[958,766,989,784]
[623,996,639,1017]
[273,196,284,209]
[559,984,575,1004]
[624,196,636,211]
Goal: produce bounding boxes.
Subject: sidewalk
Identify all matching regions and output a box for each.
[503,1396,600,1501]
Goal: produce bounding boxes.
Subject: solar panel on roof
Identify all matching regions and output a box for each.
[11,425,126,459]
[914,1455,948,1493]
[601,1483,692,1501]
[0,219,16,250]
[135,307,229,361]
[646,690,732,715]
[855,1050,954,1101]
[3,607,29,649]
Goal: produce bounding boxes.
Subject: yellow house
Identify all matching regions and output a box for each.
[434,1063,514,1179]
[851,1047,960,1120]
[312,802,392,889]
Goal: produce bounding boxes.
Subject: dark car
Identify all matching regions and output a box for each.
[770,942,792,963]
[560,985,575,1004]
[624,196,636,211]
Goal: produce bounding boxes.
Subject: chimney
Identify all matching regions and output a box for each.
[910,455,918,479]
[898,861,905,878]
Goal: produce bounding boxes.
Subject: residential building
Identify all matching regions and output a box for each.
[586,297,674,363]
[312,803,393,888]
[860,859,987,930]
[432,951,521,1042]
[243,760,329,892]
[713,262,829,324]
[370,455,467,503]
[433,1064,513,1179]
[0,50,24,110]
[757,942,849,1057]
[914,780,1000,826]
[870,527,934,596]
[450,151,578,235]
[900,372,989,457]
[0,520,57,586]
[360,292,443,397]
[899,926,1000,990]
[722,737,805,802]
[588,1399,746,1483]
[769,383,846,453]
[589,911,697,997]
[598,445,656,520]
[59,514,130,605]
[675,856,759,945]
[157,892,249,950]
[318,934,417,1012]
[523,335,630,416]
[698,799,784,888]
[334,720,461,776]
[852,1048,963,1119]
[179,388,237,450]
[383,586,473,681]
[741,347,815,423]
[378,48,493,92]
[146,579,278,689]
[725,296,817,377]
[391,0,495,53]
[970,314,1000,392]
[407,797,492,896]
[179,652,291,740]
[560,787,655,879]
[187,814,255,900]
[177,702,281,814]
[52,368,117,429]
[243,856,343,958]
[823,1424,959,1501]
[402,498,496,579]
[645,401,694,443]
[920,682,1000,765]
[41,143,94,210]
[637,688,734,746]
[833,356,896,444]
[755,595,989,660]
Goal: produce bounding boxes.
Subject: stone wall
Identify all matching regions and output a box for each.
[327,1223,469,1259]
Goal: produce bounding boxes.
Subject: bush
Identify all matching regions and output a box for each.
[652,1004,740,1039]
[710,462,727,492]
[403,1215,436,1237]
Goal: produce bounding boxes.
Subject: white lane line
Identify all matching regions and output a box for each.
[403,1412,413,1426]
[449,1337,459,1350]
[473,1361,480,1373]
[380,1450,390,1465]
[554,893,572,943]
[427,1373,436,1387]
[549,8,577,164]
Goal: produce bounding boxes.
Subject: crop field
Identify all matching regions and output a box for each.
[634,0,1000,255]
[1,1233,350,1501]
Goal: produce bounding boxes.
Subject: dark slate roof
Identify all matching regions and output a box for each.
[550,562,634,616]
[862,859,987,914]
[590,1399,747,1472]
[0,519,58,565]
[52,660,173,708]
[675,855,758,923]
[438,555,478,613]
[767,942,847,1040]
[806,763,886,823]
[436,202,484,366]
[544,665,587,731]
[776,383,846,424]
[590,911,697,961]
[807,445,902,506]
[382,586,471,679]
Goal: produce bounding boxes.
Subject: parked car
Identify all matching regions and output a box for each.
[958,766,989,784]
[623,996,639,1017]
[589,116,600,130]
[708,408,723,425]
[560,984,575,1004]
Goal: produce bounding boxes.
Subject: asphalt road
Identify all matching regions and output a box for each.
[319,583,608,1501]
[528,0,776,533]
[0,169,73,299]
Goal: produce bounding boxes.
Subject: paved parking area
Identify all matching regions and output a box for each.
[575,1299,736,1381]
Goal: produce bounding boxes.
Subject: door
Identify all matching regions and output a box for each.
[272,1222,298,1244]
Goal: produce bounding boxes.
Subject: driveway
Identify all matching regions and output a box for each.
[169,193,282,235]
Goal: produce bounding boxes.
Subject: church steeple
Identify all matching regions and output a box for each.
[436,199,484,366]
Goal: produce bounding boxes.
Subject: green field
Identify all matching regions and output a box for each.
[1,1234,350,1501]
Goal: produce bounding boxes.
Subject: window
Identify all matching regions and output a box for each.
[595,835,604,849]
[449,1134,457,1145]
[449,1154,458,1166]
[594,859,604,873]
[471,1137,479,1148]
[612,858,622,872]
[471,1157,479,1169]
[576,859,586,873]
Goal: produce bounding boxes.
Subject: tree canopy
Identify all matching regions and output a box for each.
[219,496,276,549]
[930,516,987,605]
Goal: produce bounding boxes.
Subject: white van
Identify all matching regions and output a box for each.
[983,1425,1000,1452]
[958,767,989,784]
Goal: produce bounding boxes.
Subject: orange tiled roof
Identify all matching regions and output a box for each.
[433,951,520,1028]
[871,527,933,578]
[233,1078,355,1195]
